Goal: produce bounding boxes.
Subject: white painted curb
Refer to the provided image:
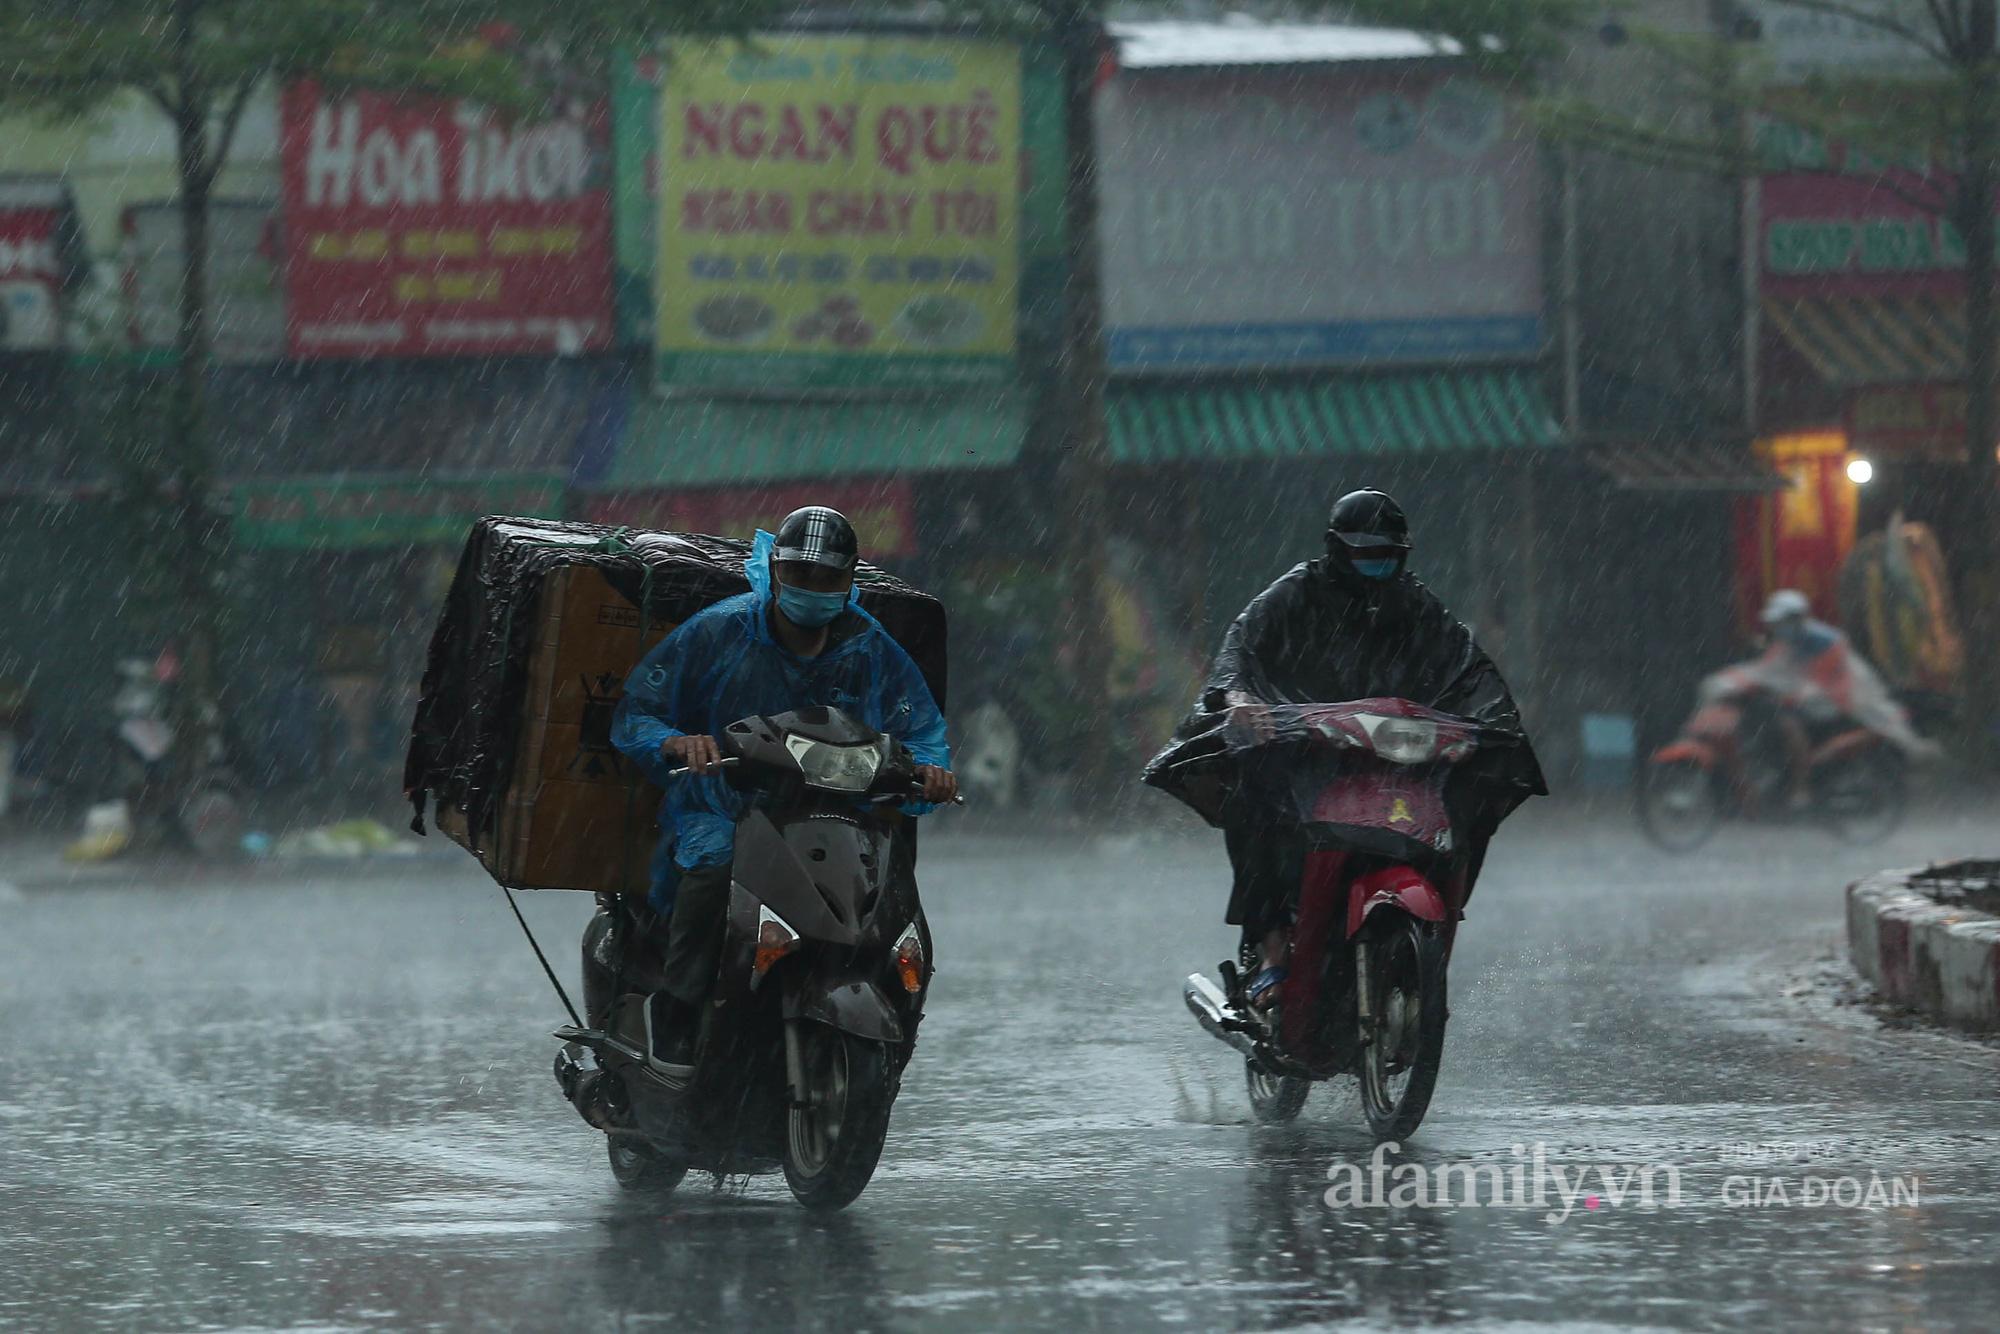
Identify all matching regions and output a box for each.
[1847,867,2000,1032]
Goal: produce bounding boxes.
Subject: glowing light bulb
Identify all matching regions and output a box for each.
[1846,457,1874,485]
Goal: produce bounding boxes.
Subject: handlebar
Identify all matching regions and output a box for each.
[664,754,964,805]
[662,756,741,780]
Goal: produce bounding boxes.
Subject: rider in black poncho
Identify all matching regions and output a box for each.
[1143,489,1548,1003]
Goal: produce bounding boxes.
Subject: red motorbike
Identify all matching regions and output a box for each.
[1183,698,1508,1141]
[1637,684,1907,852]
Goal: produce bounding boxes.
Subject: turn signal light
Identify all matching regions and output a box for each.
[894,923,925,994]
[754,907,801,975]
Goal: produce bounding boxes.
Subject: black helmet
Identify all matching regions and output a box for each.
[773,505,860,571]
[1326,488,1411,579]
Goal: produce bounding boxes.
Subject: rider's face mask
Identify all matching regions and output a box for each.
[774,564,852,627]
[1343,545,1403,580]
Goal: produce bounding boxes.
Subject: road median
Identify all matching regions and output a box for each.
[1847,862,2000,1033]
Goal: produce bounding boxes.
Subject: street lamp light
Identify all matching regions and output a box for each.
[1847,457,1875,485]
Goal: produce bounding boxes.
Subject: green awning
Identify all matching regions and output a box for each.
[232,473,564,549]
[611,393,1026,488]
[1107,370,1562,464]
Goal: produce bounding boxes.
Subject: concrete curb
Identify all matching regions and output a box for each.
[1847,866,2000,1033]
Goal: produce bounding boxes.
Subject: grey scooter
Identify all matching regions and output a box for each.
[556,707,944,1211]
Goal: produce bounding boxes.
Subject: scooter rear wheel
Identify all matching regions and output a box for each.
[784,1028,895,1211]
[606,1137,688,1194]
[1245,1062,1310,1123]
[1358,917,1448,1143]
[1637,760,1722,853]
[1820,753,1907,845]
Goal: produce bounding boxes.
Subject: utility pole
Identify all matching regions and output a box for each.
[1051,0,1118,801]
[1957,0,2000,764]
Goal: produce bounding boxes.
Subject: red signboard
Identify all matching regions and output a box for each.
[1734,431,1857,632]
[1757,125,1982,300]
[583,479,915,558]
[279,80,614,358]
[0,179,79,351]
[1845,384,1973,462]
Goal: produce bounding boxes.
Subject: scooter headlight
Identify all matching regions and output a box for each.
[783,735,883,791]
[1352,713,1440,765]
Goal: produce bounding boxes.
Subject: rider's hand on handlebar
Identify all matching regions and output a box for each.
[662,734,724,775]
[915,765,958,804]
[1227,703,1277,742]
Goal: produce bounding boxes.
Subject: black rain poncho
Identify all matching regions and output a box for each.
[1142,559,1548,918]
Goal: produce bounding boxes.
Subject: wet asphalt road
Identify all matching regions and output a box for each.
[3,801,1999,1332]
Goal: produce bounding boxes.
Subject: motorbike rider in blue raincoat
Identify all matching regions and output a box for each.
[599,506,956,1067]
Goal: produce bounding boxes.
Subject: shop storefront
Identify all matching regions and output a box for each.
[1741,127,1979,723]
[1091,35,1566,759]
[1749,129,1988,630]
[576,390,1029,573]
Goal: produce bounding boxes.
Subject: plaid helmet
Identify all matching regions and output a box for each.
[773,506,859,572]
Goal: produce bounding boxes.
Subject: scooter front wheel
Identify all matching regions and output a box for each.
[606,1136,688,1194]
[1637,760,1722,853]
[784,1027,895,1211]
[1245,1061,1309,1123]
[1358,917,1448,1143]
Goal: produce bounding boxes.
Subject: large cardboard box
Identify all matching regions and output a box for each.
[408,517,946,895]
[469,563,676,892]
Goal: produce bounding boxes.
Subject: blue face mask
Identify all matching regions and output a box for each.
[1352,557,1400,580]
[776,581,849,628]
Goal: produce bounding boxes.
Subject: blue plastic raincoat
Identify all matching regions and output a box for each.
[611,530,951,913]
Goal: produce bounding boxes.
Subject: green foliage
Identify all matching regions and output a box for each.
[0,0,782,133]
[1533,1,1995,198]
[1337,0,1602,84]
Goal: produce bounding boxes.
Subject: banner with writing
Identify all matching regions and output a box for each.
[0,179,82,351]
[1096,66,1542,370]
[280,80,614,359]
[656,35,1020,390]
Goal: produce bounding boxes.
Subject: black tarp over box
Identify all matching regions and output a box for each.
[404,516,947,894]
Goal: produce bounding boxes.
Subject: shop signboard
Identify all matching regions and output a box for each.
[1734,431,1858,627]
[0,178,83,351]
[655,34,1022,391]
[1845,383,1976,461]
[1095,66,1543,371]
[233,473,564,549]
[125,199,285,362]
[1755,121,1993,299]
[582,477,915,557]
[279,80,615,359]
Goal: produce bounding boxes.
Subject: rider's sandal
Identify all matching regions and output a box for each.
[1245,965,1287,1010]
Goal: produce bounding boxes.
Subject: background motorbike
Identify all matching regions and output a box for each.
[557,706,945,1212]
[1636,688,1906,852]
[68,655,244,859]
[1184,698,1505,1142]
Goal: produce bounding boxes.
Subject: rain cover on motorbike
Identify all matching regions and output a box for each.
[402,516,946,892]
[1142,558,1547,845]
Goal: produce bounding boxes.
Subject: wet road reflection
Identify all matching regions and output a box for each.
[3,805,1998,1329]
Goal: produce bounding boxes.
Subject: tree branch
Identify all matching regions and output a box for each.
[1923,0,1967,53]
[1845,162,1958,213]
[142,77,178,121]
[207,71,259,177]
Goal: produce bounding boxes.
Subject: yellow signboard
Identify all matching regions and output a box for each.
[657,35,1020,390]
